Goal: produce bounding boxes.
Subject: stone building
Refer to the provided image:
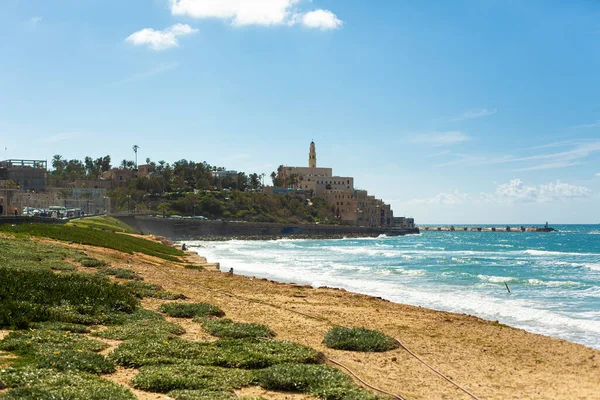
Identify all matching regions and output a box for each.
[0,159,47,192]
[277,142,394,227]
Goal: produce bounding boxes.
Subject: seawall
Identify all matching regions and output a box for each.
[115,216,417,241]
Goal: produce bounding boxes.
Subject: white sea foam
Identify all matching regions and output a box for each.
[189,237,600,349]
[589,230,600,235]
[523,249,599,257]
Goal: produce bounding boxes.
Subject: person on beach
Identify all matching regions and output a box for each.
[182,243,187,251]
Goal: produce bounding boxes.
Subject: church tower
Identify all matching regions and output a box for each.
[309,141,317,168]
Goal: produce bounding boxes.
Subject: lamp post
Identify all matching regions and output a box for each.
[193,204,196,217]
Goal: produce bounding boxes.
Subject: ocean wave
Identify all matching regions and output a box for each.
[477,275,517,283]
[523,249,599,257]
[589,231,600,235]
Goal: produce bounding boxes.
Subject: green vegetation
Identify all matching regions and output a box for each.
[159,302,224,318]
[0,265,138,329]
[198,318,275,339]
[255,363,381,400]
[184,264,204,270]
[0,237,75,273]
[79,257,108,268]
[110,338,321,369]
[94,309,185,341]
[168,390,265,400]
[29,321,91,334]
[102,267,139,280]
[0,223,183,262]
[0,367,135,400]
[323,327,399,352]
[0,330,113,374]
[121,281,186,300]
[67,216,137,234]
[132,364,253,393]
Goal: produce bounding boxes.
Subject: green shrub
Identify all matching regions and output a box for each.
[45,262,77,272]
[131,364,253,393]
[29,321,90,334]
[323,327,399,352]
[102,268,138,280]
[0,367,135,399]
[159,302,224,318]
[79,257,108,268]
[121,281,186,300]
[198,318,274,339]
[255,363,381,400]
[95,309,185,341]
[110,338,321,369]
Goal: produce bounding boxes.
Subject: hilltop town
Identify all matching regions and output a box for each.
[0,142,414,229]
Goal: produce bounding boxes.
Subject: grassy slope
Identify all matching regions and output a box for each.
[0,217,183,262]
[0,219,385,400]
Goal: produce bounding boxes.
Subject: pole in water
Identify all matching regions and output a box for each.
[504,281,511,293]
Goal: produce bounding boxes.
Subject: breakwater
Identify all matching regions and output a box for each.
[420,225,556,232]
[116,216,418,241]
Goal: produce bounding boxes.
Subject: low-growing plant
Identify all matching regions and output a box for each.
[45,261,77,272]
[159,302,224,318]
[184,265,204,270]
[131,364,253,393]
[323,327,399,352]
[0,330,114,374]
[79,257,108,268]
[255,363,381,400]
[110,337,322,369]
[121,281,186,300]
[95,310,185,341]
[0,266,138,328]
[102,268,138,280]
[167,390,266,400]
[198,318,274,339]
[0,367,135,399]
[29,321,90,334]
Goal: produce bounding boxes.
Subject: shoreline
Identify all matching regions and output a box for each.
[171,244,600,399]
[185,237,600,352]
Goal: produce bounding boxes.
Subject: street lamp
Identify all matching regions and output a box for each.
[193,204,196,217]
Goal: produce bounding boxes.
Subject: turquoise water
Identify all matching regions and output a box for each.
[188,225,600,349]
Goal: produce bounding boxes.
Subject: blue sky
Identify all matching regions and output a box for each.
[1,0,599,223]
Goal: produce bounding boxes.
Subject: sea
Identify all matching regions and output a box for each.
[187,225,600,350]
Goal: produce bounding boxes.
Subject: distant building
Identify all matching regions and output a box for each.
[0,159,47,192]
[276,142,397,227]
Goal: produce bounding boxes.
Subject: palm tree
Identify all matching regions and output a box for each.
[133,145,140,169]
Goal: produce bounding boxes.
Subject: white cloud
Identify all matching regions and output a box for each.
[450,108,497,122]
[410,131,470,147]
[408,190,470,206]
[571,120,600,130]
[29,16,42,24]
[301,9,342,30]
[595,172,600,177]
[126,24,198,51]
[493,179,591,203]
[169,0,342,29]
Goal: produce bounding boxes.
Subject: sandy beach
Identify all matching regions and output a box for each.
[51,235,598,400]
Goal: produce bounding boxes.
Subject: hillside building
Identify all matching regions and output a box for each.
[277,142,394,227]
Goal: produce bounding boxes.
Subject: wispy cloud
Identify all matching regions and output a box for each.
[410,131,470,147]
[111,62,180,86]
[29,16,42,24]
[169,0,342,30]
[595,172,600,177]
[126,24,198,51]
[435,139,600,171]
[42,133,83,143]
[570,120,600,130]
[450,108,497,122]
